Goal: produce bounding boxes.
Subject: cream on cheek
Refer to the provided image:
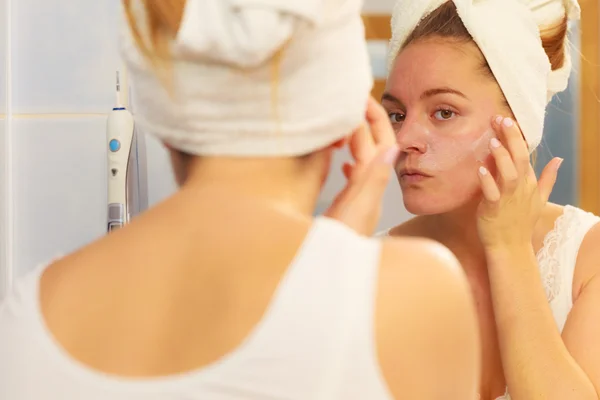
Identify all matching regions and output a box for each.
[409,122,495,172]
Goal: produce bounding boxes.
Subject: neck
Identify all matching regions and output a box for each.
[179,155,328,217]
[427,198,488,270]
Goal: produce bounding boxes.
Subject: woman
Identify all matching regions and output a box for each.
[381,0,600,399]
[0,1,480,399]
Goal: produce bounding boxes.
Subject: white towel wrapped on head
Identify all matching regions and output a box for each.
[121,0,373,157]
[387,0,580,153]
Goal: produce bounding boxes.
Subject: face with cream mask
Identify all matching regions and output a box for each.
[382,37,514,215]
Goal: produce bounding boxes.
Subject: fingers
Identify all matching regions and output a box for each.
[342,162,353,180]
[483,114,561,211]
[348,123,375,164]
[489,137,519,193]
[538,157,563,203]
[355,145,400,199]
[366,96,396,148]
[492,116,530,176]
[478,166,501,204]
[344,145,399,234]
[348,96,396,167]
[326,145,399,235]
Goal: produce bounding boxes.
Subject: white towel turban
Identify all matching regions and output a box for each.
[387,0,580,152]
[121,0,373,157]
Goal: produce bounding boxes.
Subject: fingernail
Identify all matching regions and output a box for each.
[490,138,501,148]
[556,158,564,171]
[383,146,400,165]
[479,166,489,175]
[503,117,514,128]
[495,115,503,125]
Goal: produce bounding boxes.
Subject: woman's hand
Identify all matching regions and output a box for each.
[324,96,399,236]
[476,116,563,253]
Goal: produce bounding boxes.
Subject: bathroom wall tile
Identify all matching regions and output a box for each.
[13,117,108,274]
[0,118,7,299]
[0,0,7,114]
[12,118,177,275]
[144,133,178,206]
[11,0,123,114]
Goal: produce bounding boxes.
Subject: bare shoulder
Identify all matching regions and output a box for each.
[378,236,465,284]
[577,220,600,273]
[573,210,600,300]
[374,237,480,399]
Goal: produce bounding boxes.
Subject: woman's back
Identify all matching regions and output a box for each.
[0,189,479,399]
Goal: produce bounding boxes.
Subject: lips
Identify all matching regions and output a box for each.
[398,167,432,184]
[398,167,432,178]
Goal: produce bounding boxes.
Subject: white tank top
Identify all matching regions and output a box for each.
[379,205,600,400]
[0,217,393,400]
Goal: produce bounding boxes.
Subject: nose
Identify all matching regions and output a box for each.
[395,118,428,154]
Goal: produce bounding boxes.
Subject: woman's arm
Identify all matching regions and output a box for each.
[561,224,600,397]
[476,115,600,399]
[486,244,598,400]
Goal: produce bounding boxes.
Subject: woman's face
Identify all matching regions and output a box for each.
[383,38,510,215]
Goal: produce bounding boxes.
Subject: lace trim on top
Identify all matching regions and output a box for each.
[534,205,579,303]
[384,207,575,305]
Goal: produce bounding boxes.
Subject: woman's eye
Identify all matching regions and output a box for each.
[389,112,405,123]
[433,109,455,121]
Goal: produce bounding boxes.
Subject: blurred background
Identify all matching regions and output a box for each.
[1,0,599,299]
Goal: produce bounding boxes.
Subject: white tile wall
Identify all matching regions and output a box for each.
[12,117,176,274]
[0,118,7,299]
[11,0,123,114]
[6,0,410,279]
[145,134,178,206]
[0,0,6,114]
[13,118,108,272]
[0,0,8,299]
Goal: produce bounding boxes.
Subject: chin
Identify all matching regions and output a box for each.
[402,191,474,215]
[403,199,450,215]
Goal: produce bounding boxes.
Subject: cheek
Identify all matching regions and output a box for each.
[439,157,484,193]
[438,150,497,203]
[401,168,483,215]
[416,126,494,173]
[445,139,496,183]
[412,144,490,203]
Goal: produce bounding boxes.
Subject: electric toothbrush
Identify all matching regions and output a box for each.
[106,71,135,232]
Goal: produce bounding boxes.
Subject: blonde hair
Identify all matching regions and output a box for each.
[122,0,186,63]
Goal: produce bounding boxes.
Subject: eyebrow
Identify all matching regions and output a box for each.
[381,92,401,105]
[381,87,468,104]
[421,87,468,100]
